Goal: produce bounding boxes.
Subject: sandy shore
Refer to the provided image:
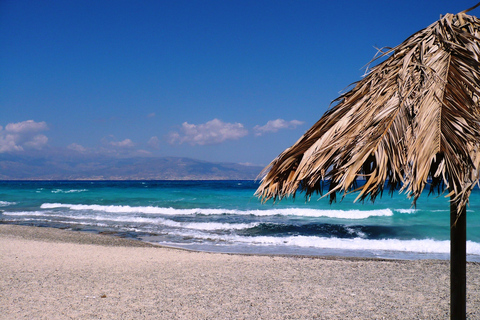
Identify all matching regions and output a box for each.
[1,225,480,319]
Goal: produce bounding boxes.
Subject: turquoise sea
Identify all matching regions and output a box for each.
[1,180,480,261]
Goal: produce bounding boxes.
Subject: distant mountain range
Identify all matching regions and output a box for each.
[0,154,265,180]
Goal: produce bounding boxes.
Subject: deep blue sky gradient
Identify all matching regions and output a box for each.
[0,0,476,165]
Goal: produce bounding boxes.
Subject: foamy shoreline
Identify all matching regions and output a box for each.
[1,224,480,319]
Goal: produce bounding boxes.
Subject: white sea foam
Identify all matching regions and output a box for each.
[345,227,366,238]
[51,189,88,194]
[39,203,393,219]
[6,206,480,256]
[247,208,393,219]
[3,210,258,231]
[165,230,480,255]
[0,201,16,207]
[2,211,46,216]
[160,220,259,231]
[395,209,417,214]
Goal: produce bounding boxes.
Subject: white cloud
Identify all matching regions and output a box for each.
[5,120,48,133]
[67,143,87,153]
[169,118,248,145]
[0,134,23,152]
[110,138,135,148]
[253,119,304,136]
[135,149,152,155]
[0,120,49,152]
[24,134,48,149]
[148,136,160,149]
[148,112,156,118]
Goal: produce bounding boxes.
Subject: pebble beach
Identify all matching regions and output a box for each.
[2,224,480,319]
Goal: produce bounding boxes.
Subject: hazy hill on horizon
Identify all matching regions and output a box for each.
[0,154,264,180]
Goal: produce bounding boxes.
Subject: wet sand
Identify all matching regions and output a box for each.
[1,224,480,319]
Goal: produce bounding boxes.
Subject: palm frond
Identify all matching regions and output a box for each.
[256,13,480,216]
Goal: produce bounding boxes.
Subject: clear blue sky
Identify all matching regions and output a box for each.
[0,0,476,166]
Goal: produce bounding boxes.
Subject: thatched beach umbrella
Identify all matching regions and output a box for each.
[256,4,480,319]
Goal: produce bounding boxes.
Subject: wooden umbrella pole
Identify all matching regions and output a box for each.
[450,196,467,320]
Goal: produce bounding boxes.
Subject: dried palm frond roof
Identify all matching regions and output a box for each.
[256,11,480,214]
